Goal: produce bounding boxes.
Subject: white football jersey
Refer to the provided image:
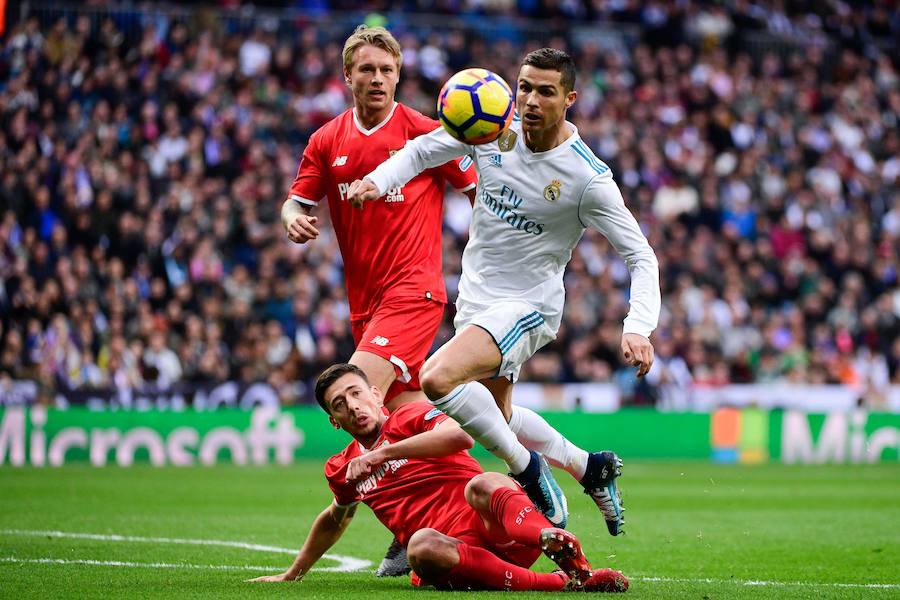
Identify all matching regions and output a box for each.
[367,119,660,338]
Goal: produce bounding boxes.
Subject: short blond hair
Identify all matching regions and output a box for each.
[342,25,402,73]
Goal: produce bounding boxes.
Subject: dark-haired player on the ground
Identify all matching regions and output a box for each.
[248,363,628,592]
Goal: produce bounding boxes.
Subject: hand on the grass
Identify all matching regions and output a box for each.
[247,571,297,583]
[621,333,654,378]
[346,449,384,482]
[345,179,381,209]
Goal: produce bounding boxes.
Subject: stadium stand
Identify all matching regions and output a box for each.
[0,1,897,406]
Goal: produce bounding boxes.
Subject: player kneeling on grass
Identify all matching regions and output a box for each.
[248,363,627,592]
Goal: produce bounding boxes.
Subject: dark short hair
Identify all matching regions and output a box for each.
[315,363,370,413]
[522,48,576,92]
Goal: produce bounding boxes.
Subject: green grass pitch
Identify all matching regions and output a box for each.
[1,461,898,599]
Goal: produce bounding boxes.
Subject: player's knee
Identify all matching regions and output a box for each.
[419,360,455,400]
[465,472,512,511]
[407,529,457,579]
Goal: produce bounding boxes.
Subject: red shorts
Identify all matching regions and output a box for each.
[351,296,445,402]
[447,504,542,569]
[409,505,541,588]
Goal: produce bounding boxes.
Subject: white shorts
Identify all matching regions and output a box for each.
[453,298,557,382]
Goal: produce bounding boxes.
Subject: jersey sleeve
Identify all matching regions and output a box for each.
[388,402,452,439]
[579,174,661,338]
[367,127,473,197]
[324,454,361,507]
[409,111,477,193]
[287,130,327,207]
[439,156,478,192]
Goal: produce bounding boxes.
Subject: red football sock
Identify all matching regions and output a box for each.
[445,542,567,591]
[489,486,552,545]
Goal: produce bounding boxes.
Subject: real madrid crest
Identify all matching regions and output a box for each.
[497,130,517,152]
[543,179,562,202]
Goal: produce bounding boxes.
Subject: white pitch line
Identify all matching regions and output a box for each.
[0,557,278,571]
[0,529,371,573]
[5,529,894,589]
[634,575,900,590]
[1,529,297,554]
[2,557,897,590]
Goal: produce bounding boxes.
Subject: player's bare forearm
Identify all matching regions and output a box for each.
[247,502,355,582]
[288,503,356,577]
[281,198,319,243]
[281,198,304,230]
[345,421,473,482]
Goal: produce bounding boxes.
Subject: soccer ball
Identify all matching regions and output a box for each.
[437,68,515,145]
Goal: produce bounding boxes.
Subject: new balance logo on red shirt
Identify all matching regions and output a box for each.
[332,156,348,166]
[371,336,390,346]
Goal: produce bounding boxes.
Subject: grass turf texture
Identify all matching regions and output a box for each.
[1,461,898,599]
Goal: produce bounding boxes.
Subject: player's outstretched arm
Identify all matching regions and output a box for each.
[345,420,474,482]
[281,198,320,244]
[247,501,357,583]
[355,127,472,206]
[580,175,660,377]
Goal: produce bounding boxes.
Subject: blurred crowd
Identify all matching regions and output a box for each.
[0,1,898,405]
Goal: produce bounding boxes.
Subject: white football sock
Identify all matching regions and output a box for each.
[508,406,589,481]
[431,382,532,474]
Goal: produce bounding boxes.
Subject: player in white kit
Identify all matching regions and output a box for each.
[348,49,660,536]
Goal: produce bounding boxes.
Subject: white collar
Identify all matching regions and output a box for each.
[353,102,398,136]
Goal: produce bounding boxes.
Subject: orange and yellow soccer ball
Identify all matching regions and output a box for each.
[437,68,515,145]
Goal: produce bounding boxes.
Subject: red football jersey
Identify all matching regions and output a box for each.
[288,103,477,320]
[325,402,483,546]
